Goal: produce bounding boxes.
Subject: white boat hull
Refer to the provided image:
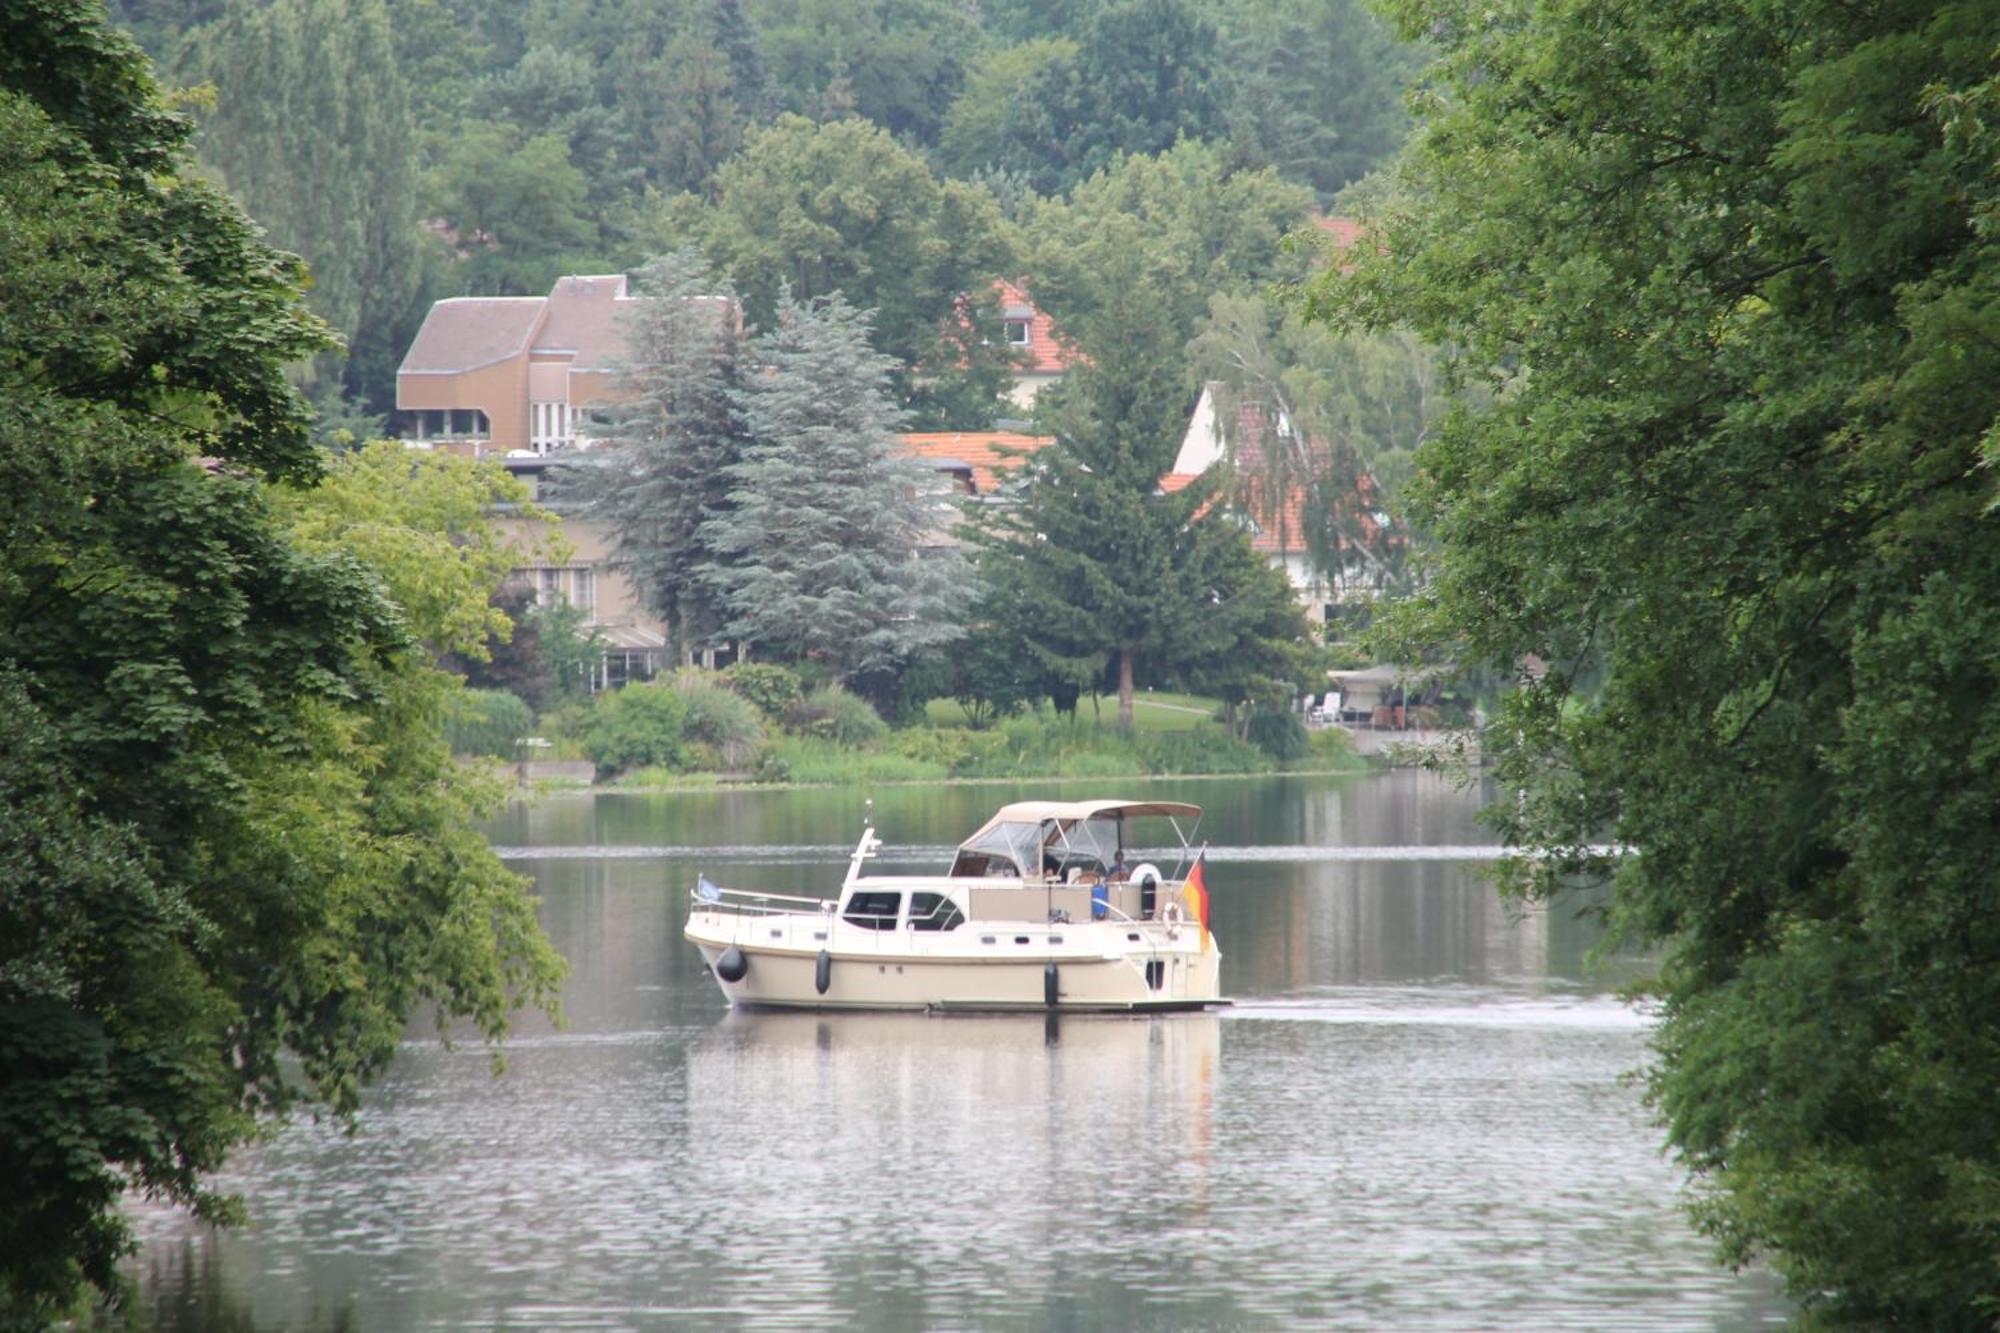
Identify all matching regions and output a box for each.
[686,912,1222,1013]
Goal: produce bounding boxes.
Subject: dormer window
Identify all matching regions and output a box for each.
[1004,319,1031,347]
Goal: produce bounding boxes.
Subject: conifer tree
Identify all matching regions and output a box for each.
[566,250,748,662]
[703,290,970,681]
[979,246,1304,729]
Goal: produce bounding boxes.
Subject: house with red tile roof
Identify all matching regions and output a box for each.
[1312,214,1366,250]
[893,430,1058,552]
[995,280,1073,410]
[1170,383,1394,623]
[896,430,1056,496]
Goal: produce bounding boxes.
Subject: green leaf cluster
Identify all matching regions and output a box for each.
[718,661,806,721]
[583,680,691,776]
[1319,0,2000,1320]
[0,14,564,1319]
[663,115,1017,428]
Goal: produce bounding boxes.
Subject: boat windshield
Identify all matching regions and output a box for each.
[1050,817,1120,873]
[954,821,1043,877]
[952,815,1123,878]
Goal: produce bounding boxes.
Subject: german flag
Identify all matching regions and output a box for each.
[1181,853,1211,951]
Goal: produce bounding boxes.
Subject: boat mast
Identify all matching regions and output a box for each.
[844,798,881,889]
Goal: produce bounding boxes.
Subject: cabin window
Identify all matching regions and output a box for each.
[843,890,902,931]
[907,892,964,932]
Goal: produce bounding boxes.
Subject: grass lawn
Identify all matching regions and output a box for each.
[923,691,1220,733]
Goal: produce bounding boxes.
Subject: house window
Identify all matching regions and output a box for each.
[400,408,490,441]
[519,565,595,616]
[1004,319,1031,347]
[531,400,577,453]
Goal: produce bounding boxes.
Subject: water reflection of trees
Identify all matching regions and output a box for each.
[117,1241,357,1332]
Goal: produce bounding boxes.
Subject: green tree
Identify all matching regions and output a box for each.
[1216,0,1421,204]
[428,118,603,294]
[936,37,1080,192]
[1170,501,1313,732]
[480,43,645,208]
[1188,292,1443,601]
[980,247,1304,730]
[0,12,562,1319]
[937,2,1235,198]
[565,249,751,661]
[452,579,553,709]
[650,25,756,194]
[1059,0,1225,177]
[1318,0,2000,1322]
[666,114,1017,428]
[703,290,972,683]
[1022,139,1316,344]
[181,0,425,416]
[749,0,974,145]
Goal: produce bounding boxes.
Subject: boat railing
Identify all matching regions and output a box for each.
[690,882,835,917]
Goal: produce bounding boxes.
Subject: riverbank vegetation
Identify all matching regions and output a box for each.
[0,14,565,1322]
[1324,0,2000,1323]
[452,662,1362,787]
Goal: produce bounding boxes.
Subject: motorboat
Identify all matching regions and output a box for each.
[684,799,1223,1011]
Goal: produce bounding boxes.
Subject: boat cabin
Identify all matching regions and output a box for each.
[838,800,1200,930]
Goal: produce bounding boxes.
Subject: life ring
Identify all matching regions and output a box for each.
[1162,901,1184,938]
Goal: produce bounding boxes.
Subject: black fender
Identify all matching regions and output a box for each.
[1044,961,1059,1008]
[715,945,749,983]
[815,948,832,995]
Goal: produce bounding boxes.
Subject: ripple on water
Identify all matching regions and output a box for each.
[125,1005,1782,1329]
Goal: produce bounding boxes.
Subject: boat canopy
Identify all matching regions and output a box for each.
[950,800,1201,879]
[964,800,1201,842]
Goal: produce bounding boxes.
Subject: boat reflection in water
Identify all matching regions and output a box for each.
[683,1010,1222,1259]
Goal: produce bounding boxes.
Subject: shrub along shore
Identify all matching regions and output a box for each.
[449,664,1370,790]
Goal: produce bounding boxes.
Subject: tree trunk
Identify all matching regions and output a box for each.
[1117,647,1135,732]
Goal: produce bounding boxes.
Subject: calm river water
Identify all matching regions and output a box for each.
[123,770,1789,1329]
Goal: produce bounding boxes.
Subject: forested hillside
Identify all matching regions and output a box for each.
[106,0,1419,431]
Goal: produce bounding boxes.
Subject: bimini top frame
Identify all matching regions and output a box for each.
[950,799,1202,882]
[960,800,1200,844]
